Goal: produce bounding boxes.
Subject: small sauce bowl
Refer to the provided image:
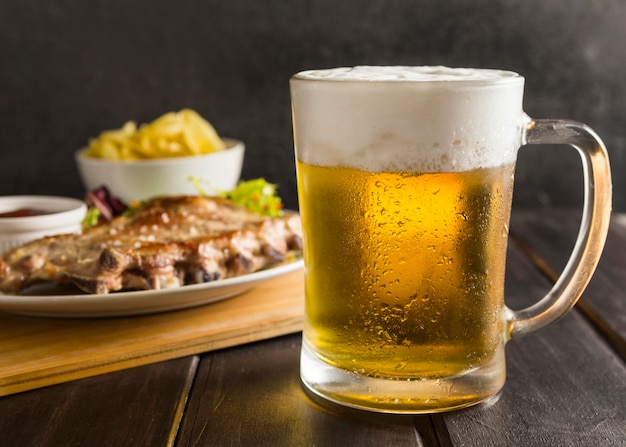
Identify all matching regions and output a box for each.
[0,196,87,253]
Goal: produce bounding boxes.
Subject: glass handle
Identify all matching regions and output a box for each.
[506,119,612,337]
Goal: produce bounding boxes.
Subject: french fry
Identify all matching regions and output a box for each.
[85,109,226,160]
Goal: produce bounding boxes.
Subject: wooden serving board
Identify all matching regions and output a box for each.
[0,269,304,397]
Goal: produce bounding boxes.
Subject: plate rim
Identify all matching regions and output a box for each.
[0,257,303,318]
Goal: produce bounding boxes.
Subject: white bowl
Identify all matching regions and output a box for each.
[75,138,245,203]
[0,195,87,253]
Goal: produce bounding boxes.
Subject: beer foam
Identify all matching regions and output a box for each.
[291,66,527,172]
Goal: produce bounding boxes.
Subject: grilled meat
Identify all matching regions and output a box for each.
[0,195,302,295]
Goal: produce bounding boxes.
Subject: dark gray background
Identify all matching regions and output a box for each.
[1,0,624,211]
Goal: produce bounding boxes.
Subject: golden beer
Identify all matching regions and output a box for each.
[298,160,515,382]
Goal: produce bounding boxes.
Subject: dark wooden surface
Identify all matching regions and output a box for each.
[1,209,625,447]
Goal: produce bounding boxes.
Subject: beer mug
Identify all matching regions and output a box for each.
[290,66,612,413]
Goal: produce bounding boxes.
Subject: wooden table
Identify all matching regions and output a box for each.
[1,209,625,447]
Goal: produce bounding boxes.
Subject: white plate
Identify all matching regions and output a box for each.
[0,258,303,318]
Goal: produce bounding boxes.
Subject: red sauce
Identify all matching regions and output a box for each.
[0,208,53,218]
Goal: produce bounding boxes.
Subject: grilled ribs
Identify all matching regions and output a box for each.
[0,195,302,295]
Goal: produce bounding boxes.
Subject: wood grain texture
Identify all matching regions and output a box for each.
[0,356,198,447]
[0,269,304,396]
[177,334,432,447]
[510,210,626,360]
[441,219,626,446]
